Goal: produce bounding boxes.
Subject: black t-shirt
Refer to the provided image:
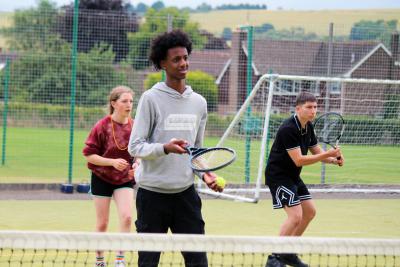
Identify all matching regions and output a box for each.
[265,114,318,184]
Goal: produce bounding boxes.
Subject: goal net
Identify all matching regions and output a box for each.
[197,74,400,203]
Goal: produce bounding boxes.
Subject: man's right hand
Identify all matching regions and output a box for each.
[163,138,188,154]
[326,147,341,158]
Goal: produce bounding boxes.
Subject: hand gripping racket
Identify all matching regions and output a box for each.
[313,112,345,160]
[185,146,236,172]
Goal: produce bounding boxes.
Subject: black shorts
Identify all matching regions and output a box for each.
[90,173,134,197]
[135,185,205,234]
[267,178,312,209]
[135,185,207,267]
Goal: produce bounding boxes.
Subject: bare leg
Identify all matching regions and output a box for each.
[279,204,302,236]
[94,196,112,257]
[293,199,316,236]
[113,188,134,257]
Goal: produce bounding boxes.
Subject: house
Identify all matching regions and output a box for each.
[210,31,400,115]
[188,49,231,106]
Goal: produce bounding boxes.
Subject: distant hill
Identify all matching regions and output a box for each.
[190,9,400,36]
[2,9,399,51]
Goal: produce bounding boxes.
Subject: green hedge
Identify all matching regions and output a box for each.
[239,114,400,145]
[206,113,234,135]
[0,102,108,129]
[2,102,399,145]
[144,71,218,111]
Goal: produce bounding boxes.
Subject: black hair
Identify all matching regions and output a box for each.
[295,91,317,106]
[149,29,192,71]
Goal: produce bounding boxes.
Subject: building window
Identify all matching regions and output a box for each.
[329,82,341,94]
[275,79,319,95]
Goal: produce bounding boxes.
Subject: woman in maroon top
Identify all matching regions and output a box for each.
[83,85,136,267]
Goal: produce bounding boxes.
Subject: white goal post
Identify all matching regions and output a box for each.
[197,74,400,203]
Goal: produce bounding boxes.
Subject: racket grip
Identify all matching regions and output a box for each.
[332,142,341,161]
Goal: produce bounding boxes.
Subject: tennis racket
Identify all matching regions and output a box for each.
[313,112,345,160]
[185,146,236,172]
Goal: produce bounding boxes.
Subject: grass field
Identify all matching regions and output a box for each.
[191,9,400,36]
[1,127,399,184]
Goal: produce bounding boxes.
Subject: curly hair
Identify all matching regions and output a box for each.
[149,29,193,71]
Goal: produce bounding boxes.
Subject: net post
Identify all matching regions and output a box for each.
[254,75,277,201]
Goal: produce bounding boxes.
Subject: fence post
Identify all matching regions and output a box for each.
[67,0,79,185]
[161,14,173,82]
[1,59,10,166]
[320,22,334,184]
[239,25,254,183]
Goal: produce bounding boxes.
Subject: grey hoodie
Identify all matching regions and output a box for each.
[128,82,207,193]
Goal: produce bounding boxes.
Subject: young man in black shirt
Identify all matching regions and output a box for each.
[265,92,344,267]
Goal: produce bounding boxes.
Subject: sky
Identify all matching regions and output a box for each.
[1,0,400,12]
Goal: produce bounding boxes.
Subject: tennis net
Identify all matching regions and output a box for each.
[0,231,399,266]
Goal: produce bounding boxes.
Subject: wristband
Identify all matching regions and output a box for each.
[163,145,169,155]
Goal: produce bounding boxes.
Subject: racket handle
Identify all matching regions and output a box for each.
[334,140,341,160]
[330,141,342,161]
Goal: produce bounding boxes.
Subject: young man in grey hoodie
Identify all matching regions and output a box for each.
[128,29,223,267]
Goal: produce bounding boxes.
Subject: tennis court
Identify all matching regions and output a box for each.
[1,195,400,266]
[1,1,400,266]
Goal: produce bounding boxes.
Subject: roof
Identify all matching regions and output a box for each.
[246,39,381,76]
[189,49,231,78]
[0,52,18,63]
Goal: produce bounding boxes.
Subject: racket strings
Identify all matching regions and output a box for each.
[191,150,235,171]
[314,115,343,143]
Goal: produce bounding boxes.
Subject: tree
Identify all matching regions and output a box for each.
[1,0,58,51]
[350,20,397,41]
[123,2,136,14]
[216,4,267,10]
[57,0,138,62]
[196,3,212,13]
[151,1,165,11]
[136,2,148,14]
[5,40,127,105]
[254,23,274,34]
[222,27,232,41]
[259,27,319,41]
[128,7,206,69]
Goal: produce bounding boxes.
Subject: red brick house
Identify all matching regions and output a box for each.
[191,31,400,116]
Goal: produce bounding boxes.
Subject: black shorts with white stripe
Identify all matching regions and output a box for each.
[266,178,312,209]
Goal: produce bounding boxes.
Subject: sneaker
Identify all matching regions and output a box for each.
[114,260,126,267]
[277,253,309,267]
[265,254,286,267]
[94,262,106,267]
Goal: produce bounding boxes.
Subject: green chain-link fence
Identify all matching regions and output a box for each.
[0,1,399,185]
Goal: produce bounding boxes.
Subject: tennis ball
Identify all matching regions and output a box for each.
[215,176,226,188]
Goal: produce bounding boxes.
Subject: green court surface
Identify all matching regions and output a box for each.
[0,199,399,238]
[0,198,399,267]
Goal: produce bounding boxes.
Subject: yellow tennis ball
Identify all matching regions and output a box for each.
[215,176,226,188]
